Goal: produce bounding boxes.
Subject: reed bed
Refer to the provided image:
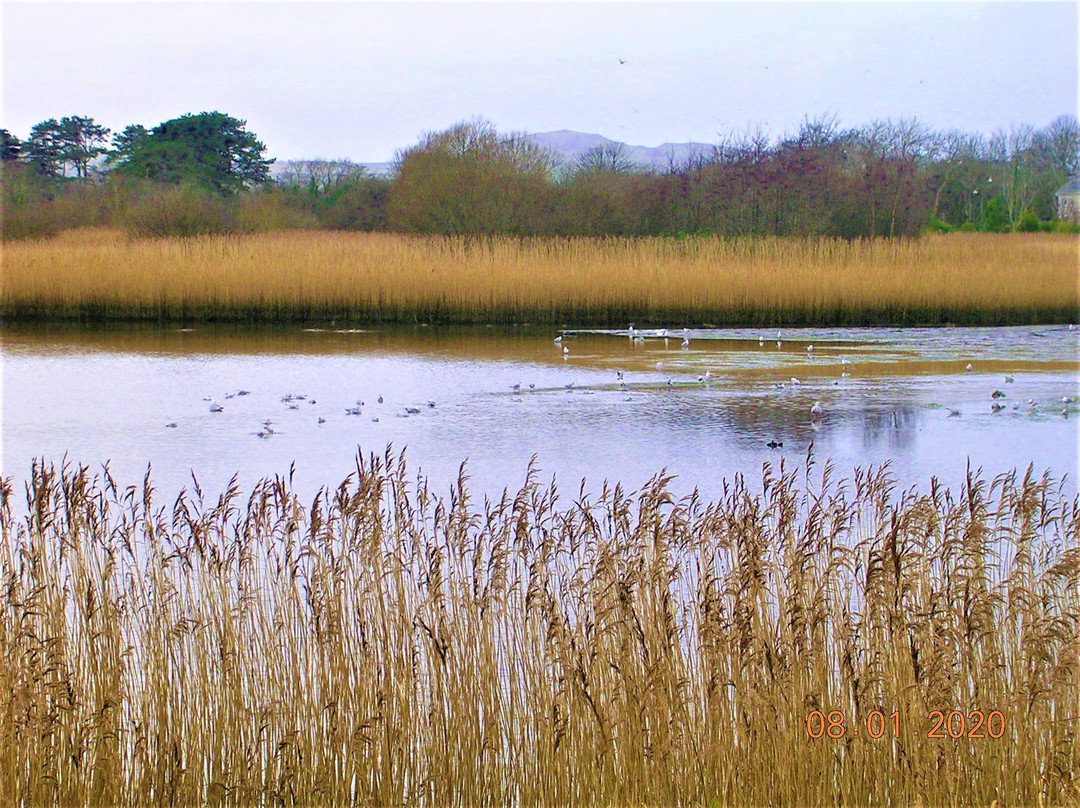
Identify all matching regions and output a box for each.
[1,449,1077,806]
[2,229,1077,325]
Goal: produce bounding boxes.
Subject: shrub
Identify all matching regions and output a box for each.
[1015,211,1041,232]
[123,185,242,238]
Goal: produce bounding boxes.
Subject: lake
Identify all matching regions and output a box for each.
[2,323,1078,506]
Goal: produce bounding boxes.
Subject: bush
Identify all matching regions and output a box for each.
[123,185,243,238]
[1052,219,1080,234]
[0,201,61,241]
[923,217,953,234]
[238,189,318,232]
[1015,211,1041,232]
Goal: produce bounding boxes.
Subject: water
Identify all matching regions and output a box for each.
[2,324,1078,505]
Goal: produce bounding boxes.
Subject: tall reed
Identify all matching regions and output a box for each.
[2,229,1077,325]
[1,450,1077,806]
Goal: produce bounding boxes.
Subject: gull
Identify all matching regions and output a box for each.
[790,377,801,385]
[210,402,224,413]
[681,337,690,349]
[966,364,973,372]
[810,401,823,419]
[563,345,569,356]
[617,370,624,380]
[759,337,765,346]
[807,344,814,353]
[947,408,961,418]
[841,371,851,378]
[405,407,421,414]
[554,336,563,344]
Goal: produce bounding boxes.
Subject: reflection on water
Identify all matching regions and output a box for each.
[2,323,1078,503]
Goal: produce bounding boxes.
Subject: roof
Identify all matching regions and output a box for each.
[1057,178,1080,196]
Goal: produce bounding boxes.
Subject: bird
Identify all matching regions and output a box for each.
[165,422,178,428]
[766,440,783,449]
[618,58,627,65]
[617,370,624,380]
[563,345,569,356]
[210,403,224,413]
[790,377,801,385]
[991,390,1006,399]
[1004,376,1014,383]
[810,401,823,419]
[759,337,765,346]
[991,402,1006,413]
[681,337,690,350]
[317,417,326,424]
[947,408,961,418]
[966,364,973,372]
[807,344,814,353]
[377,395,384,404]
[405,407,421,414]
[554,336,563,344]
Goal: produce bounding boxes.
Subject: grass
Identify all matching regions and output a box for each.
[1,449,1077,806]
[2,228,1077,326]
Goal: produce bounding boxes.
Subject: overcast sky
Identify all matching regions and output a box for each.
[2,1,1077,162]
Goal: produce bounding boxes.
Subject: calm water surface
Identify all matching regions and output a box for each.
[3,324,1078,505]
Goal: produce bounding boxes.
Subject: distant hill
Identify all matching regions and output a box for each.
[529,130,715,170]
[276,131,716,179]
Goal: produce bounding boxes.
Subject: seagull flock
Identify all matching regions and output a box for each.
[168,327,1075,445]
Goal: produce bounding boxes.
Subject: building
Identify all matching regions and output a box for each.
[1057,178,1080,224]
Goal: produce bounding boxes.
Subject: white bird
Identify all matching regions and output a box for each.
[681,337,690,349]
[807,344,814,353]
[210,402,224,413]
[759,337,765,346]
[554,336,563,344]
[810,401,823,419]
[790,377,801,385]
[966,363,973,372]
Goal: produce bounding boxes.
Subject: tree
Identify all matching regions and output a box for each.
[116,111,273,194]
[20,116,109,179]
[0,129,20,162]
[574,142,636,175]
[23,119,65,177]
[107,124,149,168]
[388,118,555,235]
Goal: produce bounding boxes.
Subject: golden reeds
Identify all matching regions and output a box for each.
[1,450,1077,806]
[2,229,1077,325]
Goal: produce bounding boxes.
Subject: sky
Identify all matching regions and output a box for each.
[2,1,1077,163]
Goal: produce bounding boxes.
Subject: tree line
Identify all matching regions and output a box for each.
[2,111,1078,241]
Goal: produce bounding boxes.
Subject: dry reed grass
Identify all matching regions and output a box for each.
[2,229,1077,325]
[1,449,1077,806]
